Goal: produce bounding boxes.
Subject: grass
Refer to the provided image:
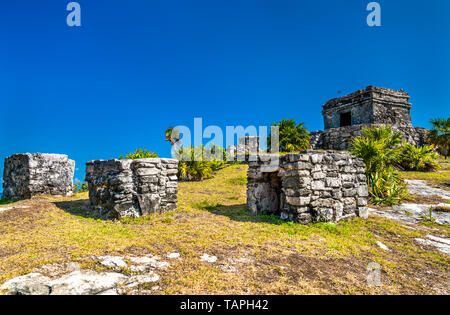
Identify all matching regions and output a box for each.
[0,164,449,294]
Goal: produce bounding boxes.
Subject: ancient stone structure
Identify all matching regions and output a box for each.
[2,153,75,200]
[228,136,260,161]
[85,158,178,219]
[310,124,429,151]
[311,86,429,150]
[247,151,368,224]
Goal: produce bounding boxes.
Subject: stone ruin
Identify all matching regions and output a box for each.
[247,151,368,224]
[310,86,429,150]
[228,136,260,161]
[85,158,179,219]
[2,153,75,200]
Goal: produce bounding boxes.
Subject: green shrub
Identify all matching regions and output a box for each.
[268,118,310,152]
[73,180,89,193]
[175,145,228,181]
[399,143,439,172]
[119,148,159,160]
[351,126,409,205]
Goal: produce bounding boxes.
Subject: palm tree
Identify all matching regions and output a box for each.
[428,117,450,159]
[165,127,182,153]
[267,118,310,153]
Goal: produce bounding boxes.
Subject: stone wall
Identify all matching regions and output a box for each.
[247,151,368,224]
[3,153,75,200]
[310,124,429,151]
[322,86,412,129]
[227,136,260,162]
[85,158,178,219]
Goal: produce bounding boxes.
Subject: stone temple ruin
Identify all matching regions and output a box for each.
[2,153,75,200]
[85,158,179,219]
[310,86,429,150]
[247,151,368,224]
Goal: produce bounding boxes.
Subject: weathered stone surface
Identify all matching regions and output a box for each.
[247,151,368,224]
[0,273,51,295]
[85,158,178,219]
[2,153,75,200]
[310,87,429,150]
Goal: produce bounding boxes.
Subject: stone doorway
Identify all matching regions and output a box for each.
[261,171,283,215]
[340,112,352,127]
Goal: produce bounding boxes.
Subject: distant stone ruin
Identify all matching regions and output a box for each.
[228,136,260,161]
[85,158,179,219]
[2,153,75,200]
[311,86,429,150]
[247,151,368,224]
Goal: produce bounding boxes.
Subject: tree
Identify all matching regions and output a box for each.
[268,118,310,153]
[428,117,450,159]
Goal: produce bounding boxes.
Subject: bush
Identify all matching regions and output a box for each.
[175,145,228,181]
[428,117,450,159]
[268,118,310,152]
[399,143,439,172]
[73,180,89,193]
[350,126,409,205]
[120,148,159,160]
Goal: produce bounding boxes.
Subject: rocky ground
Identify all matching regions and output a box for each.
[0,165,449,295]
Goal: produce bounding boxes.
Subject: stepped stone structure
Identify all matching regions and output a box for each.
[310,86,429,150]
[2,153,75,200]
[85,158,178,219]
[247,151,368,224]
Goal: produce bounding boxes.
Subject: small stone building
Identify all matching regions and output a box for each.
[85,158,178,219]
[3,153,75,200]
[311,87,429,150]
[247,151,368,224]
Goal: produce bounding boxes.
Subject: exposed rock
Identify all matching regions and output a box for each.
[415,237,450,255]
[167,252,181,259]
[376,241,390,251]
[405,180,450,200]
[85,158,178,219]
[0,273,51,295]
[49,270,128,295]
[98,256,128,269]
[2,153,75,200]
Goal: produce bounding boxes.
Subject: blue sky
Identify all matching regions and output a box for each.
[0,0,449,187]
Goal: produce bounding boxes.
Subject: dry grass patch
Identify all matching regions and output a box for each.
[0,165,449,294]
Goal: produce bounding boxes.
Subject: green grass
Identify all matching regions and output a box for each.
[0,164,449,295]
[400,170,450,188]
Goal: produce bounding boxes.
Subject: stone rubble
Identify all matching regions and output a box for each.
[0,254,172,295]
[2,153,75,200]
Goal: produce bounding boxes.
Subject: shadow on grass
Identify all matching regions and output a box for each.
[192,200,284,225]
[54,199,105,220]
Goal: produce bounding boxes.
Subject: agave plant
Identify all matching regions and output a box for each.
[350,126,408,205]
[119,148,159,160]
[399,143,439,171]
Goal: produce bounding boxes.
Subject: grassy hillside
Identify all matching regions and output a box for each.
[0,164,449,294]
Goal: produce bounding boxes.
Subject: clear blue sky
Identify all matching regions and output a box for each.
[0,0,449,187]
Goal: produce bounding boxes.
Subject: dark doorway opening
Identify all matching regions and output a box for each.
[340,112,352,127]
[262,172,283,214]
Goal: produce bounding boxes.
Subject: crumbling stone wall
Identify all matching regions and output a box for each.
[310,124,429,151]
[2,153,75,200]
[322,86,412,129]
[247,151,368,224]
[85,158,178,219]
